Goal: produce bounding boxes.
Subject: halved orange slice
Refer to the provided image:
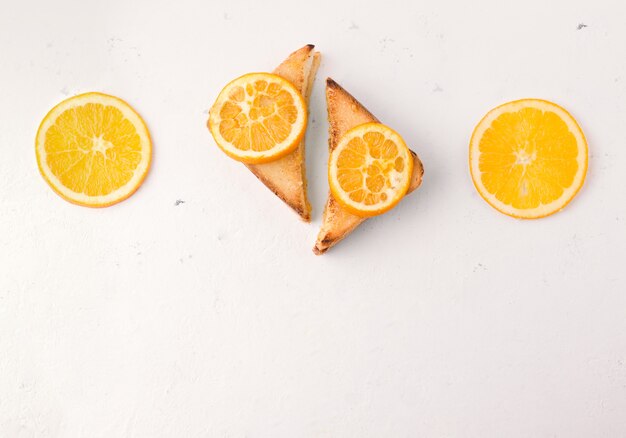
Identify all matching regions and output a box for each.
[470,99,588,219]
[329,122,413,217]
[35,92,151,207]
[208,73,307,164]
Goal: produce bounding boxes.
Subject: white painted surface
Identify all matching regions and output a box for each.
[1,0,625,436]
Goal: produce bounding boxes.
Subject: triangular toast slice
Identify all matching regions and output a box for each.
[245,45,321,221]
[313,78,424,254]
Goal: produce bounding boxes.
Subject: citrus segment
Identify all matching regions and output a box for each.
[470,99,587,219]
[329,123,413,217]
[208,73,307,164]
[35,92,151,207]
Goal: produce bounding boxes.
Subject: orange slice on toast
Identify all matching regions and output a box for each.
[208,72,307,164]
[329,122,413,217]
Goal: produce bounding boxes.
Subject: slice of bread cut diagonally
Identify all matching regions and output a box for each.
[245,45,321,221]
[313,78,424,255]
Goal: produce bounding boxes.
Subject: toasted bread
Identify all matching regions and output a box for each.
[313,78,424,254]
[245,45,320,221]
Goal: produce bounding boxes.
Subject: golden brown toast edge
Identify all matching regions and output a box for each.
[245,45,320,221]
[313,78,424,255]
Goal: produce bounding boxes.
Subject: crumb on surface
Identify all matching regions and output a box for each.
[107,37,123,50]
[473,263,487,273]
[175,199,185,206]
[577,23,588,30]
[379,37,395,51]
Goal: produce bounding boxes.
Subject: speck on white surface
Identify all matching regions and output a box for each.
[1,0,625,437]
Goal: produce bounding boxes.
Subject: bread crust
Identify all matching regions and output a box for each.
[245,45,320,221]
[313,78,424,254]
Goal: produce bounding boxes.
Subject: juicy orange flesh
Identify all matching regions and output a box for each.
[218,80,298,152]
[478,108,578,209]
[336,131,405,206]
[44,103,142,196]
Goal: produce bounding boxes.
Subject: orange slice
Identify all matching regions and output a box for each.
[329,122,413,217]
[35,92,151,207]
[470,99,588,219]
[208,72,307,164]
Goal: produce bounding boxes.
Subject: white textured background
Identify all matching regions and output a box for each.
[1,0,626,436]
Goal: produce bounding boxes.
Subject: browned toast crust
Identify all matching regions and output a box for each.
[245,45,320,221]
[313,78,424,254]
